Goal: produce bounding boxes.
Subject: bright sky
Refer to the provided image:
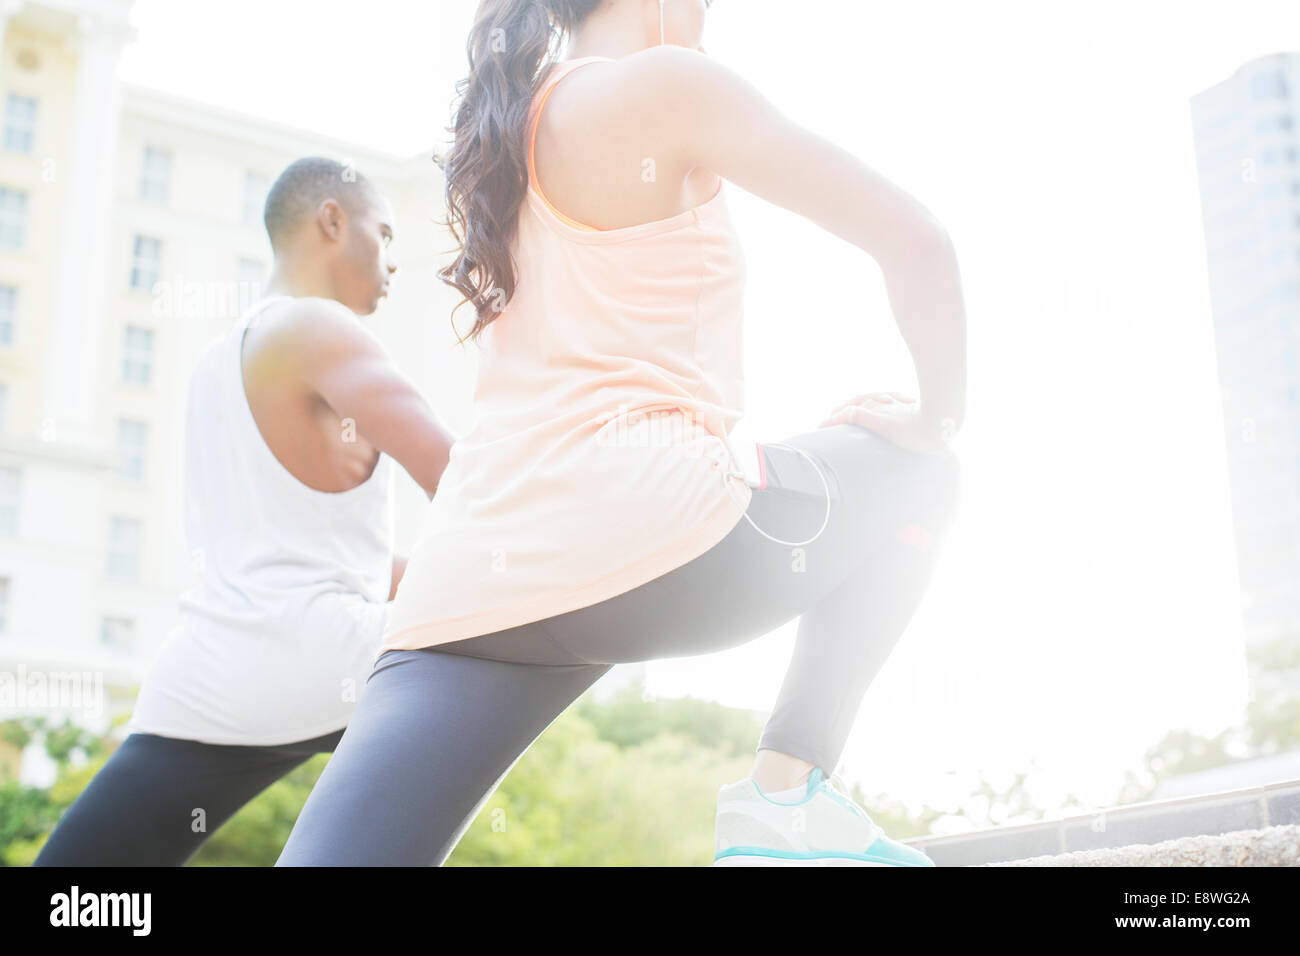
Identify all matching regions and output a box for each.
[118,1,1300,818]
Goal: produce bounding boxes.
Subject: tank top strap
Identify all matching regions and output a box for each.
[238,293,292,332]
[527,56,615,231]
[230,296,291,408]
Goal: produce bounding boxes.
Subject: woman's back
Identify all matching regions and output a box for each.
[531,51,724,231]
[381,55,754,652]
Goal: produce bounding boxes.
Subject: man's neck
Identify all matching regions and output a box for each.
[264,257,336,303]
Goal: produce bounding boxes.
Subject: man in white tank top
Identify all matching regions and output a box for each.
[34,158,455,866]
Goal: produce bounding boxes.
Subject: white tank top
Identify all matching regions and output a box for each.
[128,295,395,745]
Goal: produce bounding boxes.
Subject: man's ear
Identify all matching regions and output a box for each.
[315,198,345,242]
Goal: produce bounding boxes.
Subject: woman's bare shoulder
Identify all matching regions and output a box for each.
[546,48,751,158]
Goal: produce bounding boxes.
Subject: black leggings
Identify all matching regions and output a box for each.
[277,423,962,866]
[33,728,343,866]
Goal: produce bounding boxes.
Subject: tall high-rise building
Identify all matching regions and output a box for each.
[1190,53,1300,687]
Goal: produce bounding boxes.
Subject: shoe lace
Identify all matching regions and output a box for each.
[820,770,875,826]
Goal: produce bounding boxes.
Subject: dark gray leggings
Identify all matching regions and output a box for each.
[33,728,344,866]
[277,423,961,866]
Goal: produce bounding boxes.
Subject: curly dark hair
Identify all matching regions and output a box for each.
[436,0,603,344]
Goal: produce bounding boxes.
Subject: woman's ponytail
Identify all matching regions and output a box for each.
[438,0,601,344]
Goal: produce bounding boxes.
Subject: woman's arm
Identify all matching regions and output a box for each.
[619,47,967,438]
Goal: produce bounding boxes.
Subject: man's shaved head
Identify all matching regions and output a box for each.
[261,156,397,316]
[263,157,382,251]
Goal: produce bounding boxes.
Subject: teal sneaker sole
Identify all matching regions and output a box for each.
[713,842,935,867]
[714,853,895,867]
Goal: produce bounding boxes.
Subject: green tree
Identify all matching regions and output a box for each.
[1115,631,1300,807]
[847,780,948,839]
[450,707,753,866]
[0,715,114,866]
[1245,633,1300,754]
[188,755,329,866]
[574,680,765,757]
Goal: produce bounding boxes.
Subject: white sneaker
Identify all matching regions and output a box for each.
[713,767,936,866]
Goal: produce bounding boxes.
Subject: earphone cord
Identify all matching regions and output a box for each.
[719,440,833,548]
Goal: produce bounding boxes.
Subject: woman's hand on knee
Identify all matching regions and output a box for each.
[821,390,916,422]
[818,391,955,454]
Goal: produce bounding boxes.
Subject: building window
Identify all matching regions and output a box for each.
[0,284,14,345]
[0,382,7,435]
[0,465,19,537]
[0,187,28,248]
[122,326,154,385]
[1254,113,1295,134]
[242,171,270,227]
[130,235,161,292]
[100,615,134,655]
[115,419,148,481]
[2,93,36,154]
[139,146,171,204]
[106,516,142,583]
[1251,70,1287,100]
[0,577,9,633]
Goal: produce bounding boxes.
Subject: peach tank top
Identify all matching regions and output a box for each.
[381,56,753,652]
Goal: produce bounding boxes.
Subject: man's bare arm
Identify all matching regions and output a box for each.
[273,298,454,498]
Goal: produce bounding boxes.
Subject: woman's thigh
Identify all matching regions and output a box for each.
[537,423,960,665]
[276,648,609,866]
